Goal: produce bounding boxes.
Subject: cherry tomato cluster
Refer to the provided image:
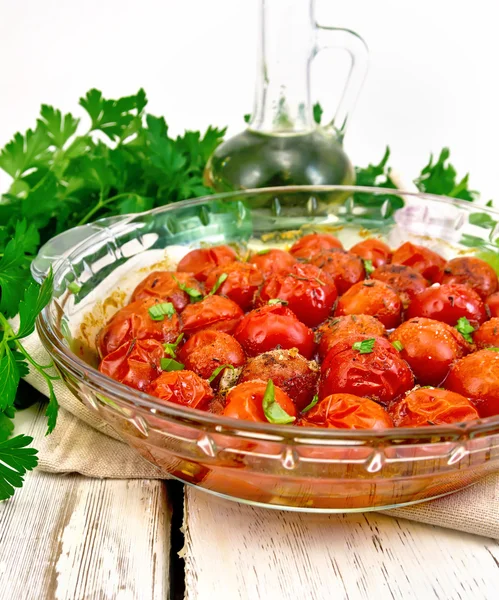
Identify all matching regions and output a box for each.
[97,233,499,430]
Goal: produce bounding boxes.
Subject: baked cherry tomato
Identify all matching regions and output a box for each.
[300,393,394,429]
[248,249,297,277]
[486,292,499,317]
[146,370,214,410]
[289,233,342,260]
[334,280,402,329]
[472,317,499,349]
[406,283,487,327]
[204,262,264,310]
[177,245,238,282]
[445,349,499,418]
[223,380,297,423]
[371,264,428,307]
[256,263,337,327]
[177,330,246,381]
[97,298,181,358]
[319,335,414,406]
[234,304,315,359]
[440,256,498,299]
[131,271,203,312]
[181,295,243,337]
[349,239,392,269]
[239,349,319,411]
[389,317,470,386]
[316,315,386,360]
[391,241,446,283]
[310,249,365,295]
[99,338,164,391]
[390,387,479,427]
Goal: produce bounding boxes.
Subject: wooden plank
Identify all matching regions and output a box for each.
[0,404,171,600]
[183,487,499,600]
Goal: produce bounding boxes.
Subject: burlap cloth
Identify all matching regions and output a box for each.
[22,332,499,539]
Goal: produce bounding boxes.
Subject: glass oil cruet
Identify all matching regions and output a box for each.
[205,0,369,192]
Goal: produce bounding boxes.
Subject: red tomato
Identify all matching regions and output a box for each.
[310,249,365,295]
[445,349,499,418]
[248,249,297,277]
[371,264,428,307]
[440,256,498,299]
[234,304,315,359]
[391,241,446,283]
[146,370,214,410]
[406,283,487,327]
[99,338,164,391]
[223,380,297,423]
[389,318,471,386]
[97,298,181,358]
[289,233,343,260]
[177,330,246,381]
[300,393,394,429]
[335,280,402,329]
[349,239,392,269]
[474,318,499,349]
[256,263,337,327]
[316,315,386,360]
[181,295,243,337]
[486,292,499,317]
[131,271,203,312]
[177,245,237,281]
[319,335,414,406]
[204,262,264,310]
[390,388,479,427]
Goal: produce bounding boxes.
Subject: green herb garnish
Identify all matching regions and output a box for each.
[455,317,475,343]
[302,394,319,414]
[163,333,184,358]
[268,298,288,306]
[172,276,204,302]
[160,358,185,372]
[262,380,295,425]
[68,281,82,294]
[352,339,376,354]
[208,364,235,383]
[392,340,404,352]
[148,302,175,321]
[257,249,271,255]
[363,259,374,275]
[208,273,228,295]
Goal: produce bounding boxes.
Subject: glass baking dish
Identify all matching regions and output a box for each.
[36,186,499,512]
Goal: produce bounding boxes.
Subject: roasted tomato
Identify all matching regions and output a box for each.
[445,349,499,418]
[334,280,402,329]
[181,295,243,337]
[177,330,246,381]
[234,304,315,359]
[299,393,393,429]
[289,233,342,260]
[316,315,386,360]
[131,271,203,312]
[391,241,446,283]
[474,318,499,349]
[349,239,392,269]
[486,292,499,318]
[238,349,319,411]
[256,263,337,327]
[248,249,297,277]
[371,264,428,307]
[223,380,297,423]
[406,283,487,327]
[177,245,238,282]
[146,370,214,410]
[310,249,365,295]
[319,335,414,406]
[390,388,479,427]
[204,262,264,311]
[440,256,498,299]
[99,338,163,391]
[97,299,181,358]
[389,318,470,386]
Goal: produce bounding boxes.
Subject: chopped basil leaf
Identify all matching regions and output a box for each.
[209,273,228,295]
[302,394,319,414]
[160,357,185,371]
[487,347,499,352]
[363,259,374,275]
[352,338,376,354]
[262,380,296,424]
[268,298,288,306]
[455,316,475,343]
[163,333,184,358]
[68,281,82,293]
[148,302,175,321]
[172,275,204,302]
[257,249,271,255]
[208,363,235,383]
[392,340,404,352]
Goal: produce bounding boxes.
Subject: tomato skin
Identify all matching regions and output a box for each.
[177,330,246,381]
[289,233,343,260]
[319,335,414,406]
[445,349,499,418]
[316,315,386,360]
[391,241,446,283]
[131,271,203,312]
[349,239,392,269]
[474,318,499,349]
[257,263,337,327]
[177,245,237,282]
[223,380,297,423]
[486,292,499,318]
[406,283,487,327]
[234,304,316,359]
[371,264,428,307]
[334,280,402,329]
[99,338,164,391]
[389,317,471,386]
[97,299,181,358]
[146,370,214,410]
[440,256,498,299]
[204,262,264,310]
[181,295,243,337]
[248,249,297,277]
[299,393,394,429]
[390,388,479,427]
[310,249,365,295]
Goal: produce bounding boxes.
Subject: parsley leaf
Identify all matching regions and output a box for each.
[0,347,20,411]
[0,435,39,501]
[352,338,376,354]
[455,317,475,343]
[16,270,54,339]
[38,105,79,149]
[262,380,296,425]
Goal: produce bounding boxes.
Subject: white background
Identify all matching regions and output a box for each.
[0,0,498,200]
